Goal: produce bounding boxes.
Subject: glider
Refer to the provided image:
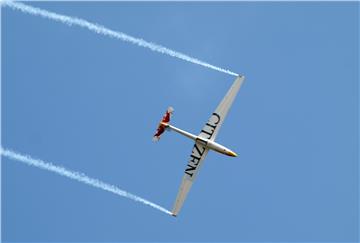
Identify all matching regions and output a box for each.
[153,75,245,217]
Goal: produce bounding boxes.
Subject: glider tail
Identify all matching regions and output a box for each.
[152,107,174,141]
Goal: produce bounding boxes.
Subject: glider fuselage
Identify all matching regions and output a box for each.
[162,123,237,157]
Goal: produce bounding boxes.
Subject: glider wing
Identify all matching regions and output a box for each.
[171,140,209,216]
[171,75,245,216]
[198,75,245,141]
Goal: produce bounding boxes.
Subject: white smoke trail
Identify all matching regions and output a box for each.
[2,1,239,76]
[1,147,172,215]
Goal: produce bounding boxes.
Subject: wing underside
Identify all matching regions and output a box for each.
[171,75,245,216]
[172,143,209,216]
[199,75,245,141]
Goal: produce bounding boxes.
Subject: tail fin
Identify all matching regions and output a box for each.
[152,107,174,142]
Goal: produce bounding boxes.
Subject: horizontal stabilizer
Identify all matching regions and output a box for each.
[153,107,174,141]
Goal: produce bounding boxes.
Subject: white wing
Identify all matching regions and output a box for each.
[172,141,209,216]
[199,75,245,141]
[171,75,245,216]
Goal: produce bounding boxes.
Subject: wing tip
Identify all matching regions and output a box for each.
[237,74,245,80]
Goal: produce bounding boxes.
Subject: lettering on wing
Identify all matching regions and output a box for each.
[184,143,206,177]
[199,113,221,139]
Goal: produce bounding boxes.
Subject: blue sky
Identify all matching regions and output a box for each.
[2,1,358,242]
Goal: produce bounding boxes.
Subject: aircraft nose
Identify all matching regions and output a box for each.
[227,151,237,157]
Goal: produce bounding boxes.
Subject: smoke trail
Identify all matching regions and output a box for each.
[2,1,238,76]
[1,147,172,215]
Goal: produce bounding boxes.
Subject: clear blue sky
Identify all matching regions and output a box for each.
[2,1,358,242]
